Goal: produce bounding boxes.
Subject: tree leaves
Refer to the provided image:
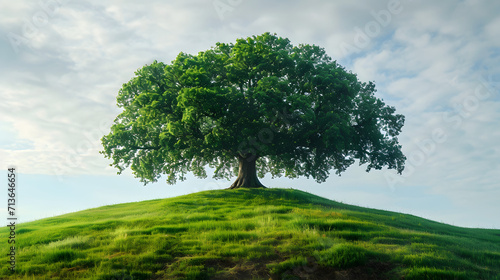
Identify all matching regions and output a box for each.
[101,33,406,185]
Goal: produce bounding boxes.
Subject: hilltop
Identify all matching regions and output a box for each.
[1,188,499,279]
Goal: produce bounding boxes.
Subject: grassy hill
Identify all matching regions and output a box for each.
[1,188,499,280]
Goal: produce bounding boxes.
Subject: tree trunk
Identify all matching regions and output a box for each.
[229,155,266,189]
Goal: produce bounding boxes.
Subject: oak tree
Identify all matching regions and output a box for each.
[101,33,406,189]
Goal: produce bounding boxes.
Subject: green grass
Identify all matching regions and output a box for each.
[1,188,499,279]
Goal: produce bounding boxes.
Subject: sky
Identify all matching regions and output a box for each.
[1,0,499,228]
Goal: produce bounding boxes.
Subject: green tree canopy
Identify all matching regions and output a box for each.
[101,33,406,189]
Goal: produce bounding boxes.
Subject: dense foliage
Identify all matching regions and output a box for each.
[101,33,406,187]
